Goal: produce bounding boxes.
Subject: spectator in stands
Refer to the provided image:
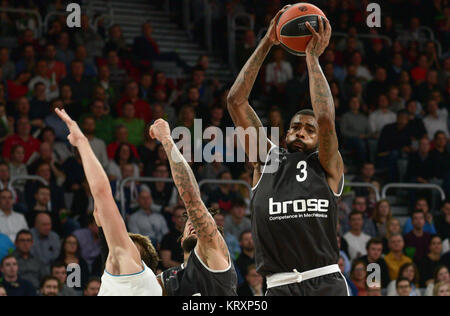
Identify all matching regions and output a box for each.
[2,117,40,163]
[56,235,89,290]
[213,211,240,261]
[352,163,381,199]
[0,189,28,242]
[128,190,169,245]
[343,212,372,260]
[236,29,256,69]
[55,32,75,67]
[235,230,255,280]
[369,94,396,139]
[7,145,28,192]
[115,102,145,147]
[73,215,101,268]
[73,14,103,59]
[104,24,128,58]
[430,132,450,182]
[44,98,70,142]
[265,47,293,98]
[116,80,152,123]
[184,67,215,107]
[342,196,377,237]
[434,200,450,241]
[423,99,449,139]
[349,260,368,296]
[376,110,413,180]
[160,206,185,269]
[107,125,139,159]
[6,71,31,102]
[337,234,351,276]
[133,21,160,62]
[387,262,421,296]
[385,233,413,281]
[39,275,60,296]
[30,212,60,265]
[405,100,427,140]
[80,116,108,169]
[418,235,445,287]
[60,60,93,107]
[12,230,47,290]
[416,70,440,104]
[366,67,390,106]
[75,45,97,78]
[39,127,72,165]
[0,231,14,261]
[0,47,15,80]
[84,278,101,296]
[50,262,78,296]
[425,265,450,296]
[15,44,36,75]
[27,142,66,185]
[433,281,450,296]
[45,44,66,83]
[224,199,251,241]
[107,143,140,181]
[404,210,432,263]
[0,255,36,296]
[83,99,114,146]
[29,83,50,125]
[347,51,372,83]
[138,72,153,102]
[148,162,177,213]
[406,137,434,183]
[403,198,437,235]
[237,265,263,296]
[358,238,390,288]
[207,171,239,213]
[59,84,83,122]
[106,50,127,89]
[340,97,370,162]
[28,59,59,101]
[395,277,412,297]
[371,200,393,239]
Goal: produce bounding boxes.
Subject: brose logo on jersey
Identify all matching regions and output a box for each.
[269,197,329,215]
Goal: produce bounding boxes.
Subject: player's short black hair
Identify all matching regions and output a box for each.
[294,109,315,118]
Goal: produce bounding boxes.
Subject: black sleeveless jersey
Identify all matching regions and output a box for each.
[178,249,238,296]
[251,146,342,277]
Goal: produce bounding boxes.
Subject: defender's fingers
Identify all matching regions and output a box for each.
[55,108,72,124]
[318,16,324,35]
[305,22,319,38]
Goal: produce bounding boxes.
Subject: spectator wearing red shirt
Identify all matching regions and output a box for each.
[6,72,31,102]
[116,81,152,123]
[410,55,429,85]
[2,117,40,163]
[45,44,66,83]
[106,125,139,159]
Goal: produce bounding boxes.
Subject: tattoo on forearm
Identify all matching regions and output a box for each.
[161,138,226,253]
[229,39,272,102]
[307,57,341,172]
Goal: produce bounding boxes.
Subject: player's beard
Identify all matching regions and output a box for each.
[286,139,317,154]
[182,235,198,253]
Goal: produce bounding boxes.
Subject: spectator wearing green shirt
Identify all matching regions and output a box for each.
[80,99,114,145]
[115,101,145,147]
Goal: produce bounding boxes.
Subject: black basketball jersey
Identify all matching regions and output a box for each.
[251,146,342,277]
[178,248,238,296]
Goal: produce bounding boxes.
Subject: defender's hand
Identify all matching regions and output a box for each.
[149,119,171,142]
[55,108,87,147]
[265,5,291,45]
[305,17,332,58]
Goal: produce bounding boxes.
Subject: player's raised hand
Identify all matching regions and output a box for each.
[55,108,87,147]
[149,119,171,142]
[305,17,332,58]
[265,5,291,45]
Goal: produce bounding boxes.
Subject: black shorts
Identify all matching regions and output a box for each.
[266,272,349,296]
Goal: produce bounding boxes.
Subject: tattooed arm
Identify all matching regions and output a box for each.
[149,119,229,270]
[227,6,290,167]
[305,19,344,193]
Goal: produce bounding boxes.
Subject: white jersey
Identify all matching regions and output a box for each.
[98,262,162,296]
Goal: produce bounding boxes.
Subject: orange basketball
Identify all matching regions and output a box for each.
[276,3,327,56]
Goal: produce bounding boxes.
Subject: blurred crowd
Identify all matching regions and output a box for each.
[0,0,449,296]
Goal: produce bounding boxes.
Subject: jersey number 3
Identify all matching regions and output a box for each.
[296,161,308,182]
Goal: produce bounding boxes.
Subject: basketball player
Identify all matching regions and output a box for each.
[150,119,237,296]
[55,108,161,296]
[227,8,349,296]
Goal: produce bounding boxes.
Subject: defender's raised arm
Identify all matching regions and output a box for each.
[305,19,344,193]
[149,119,229,271]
